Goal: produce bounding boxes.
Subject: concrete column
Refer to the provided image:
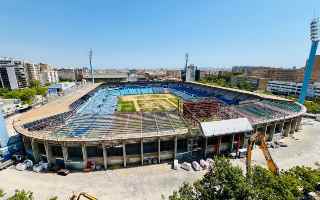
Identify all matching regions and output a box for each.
[204,137,208,157]
[295,117,302,131]
[123,142,126,167]
[174,136,178,159]
[217,136,222,154]
[284,121,291,137]
[82,143,88,168]
[102,144,107,170]
[280,121,285,136]
[230,134,235,152]
[140,139,144,165]
[290,119,297,135]
[44,141,52,166]
[269,123,276,141]
[158,138,161,164]
[62,144,68,163]
[31,139,40,162]
[263,125,268,136]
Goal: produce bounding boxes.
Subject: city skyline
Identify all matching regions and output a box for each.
[0,0,319,68]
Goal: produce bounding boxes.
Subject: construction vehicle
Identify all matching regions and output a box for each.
[70,192,97,200]
[246,132,279,175]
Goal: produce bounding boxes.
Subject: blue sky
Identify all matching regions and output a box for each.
[0,0,319,69]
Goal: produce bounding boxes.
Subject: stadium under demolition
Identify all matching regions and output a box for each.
[14,82,306,170]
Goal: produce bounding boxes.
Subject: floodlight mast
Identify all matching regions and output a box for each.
[298,17,320,104]
[89,49,94,84]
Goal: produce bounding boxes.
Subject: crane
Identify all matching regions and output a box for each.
[246,132,279,175]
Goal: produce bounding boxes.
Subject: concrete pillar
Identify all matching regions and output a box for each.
[204,137,208,157]
[140,139,144,165]
[290,119,297,135]
[269,123,276,141]
[158,138,161,164]
[230,134,235,152]
[82,143,88,168]
[31,139,40,162]
[280,121,285,136]
[62,144,68,163]
[217,136,222,154]
[263,125,268,136]
[295,117,302,131]
[44,141,52,166]
[174,136,178,159]
[123,142,126,167]
[284,121,291,137]
[102,144,107,170]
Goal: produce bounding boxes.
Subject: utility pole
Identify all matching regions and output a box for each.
[89,49,94,84]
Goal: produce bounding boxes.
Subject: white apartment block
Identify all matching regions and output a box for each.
[267,81,320,98]
[40,70,59,85]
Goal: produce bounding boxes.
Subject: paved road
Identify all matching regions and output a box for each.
[0,163,205,200]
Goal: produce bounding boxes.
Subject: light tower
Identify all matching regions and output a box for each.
[89,48,94,84]
[185,53,189,71]
[298,17,320,104]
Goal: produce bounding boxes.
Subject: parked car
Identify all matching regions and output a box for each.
[33,164,43,173]
[57,169,70,176]
[192,161,201,171]
[199,159,209,169]
[0,159,14,170]
[180,162,192,171]
[16,163,27,171]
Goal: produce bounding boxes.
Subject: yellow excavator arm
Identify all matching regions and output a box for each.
[70,192,97,200]
[246,132,279,175]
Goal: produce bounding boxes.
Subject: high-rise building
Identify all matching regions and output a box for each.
[185,64,197,82]
[0,58,28,89]
[25,62,40,83]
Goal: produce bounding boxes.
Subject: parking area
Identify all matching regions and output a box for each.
[233,118,320,171]
[0,163,205,200]
[0,118,319,200]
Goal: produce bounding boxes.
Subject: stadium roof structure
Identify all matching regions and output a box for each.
[200,118,253,137]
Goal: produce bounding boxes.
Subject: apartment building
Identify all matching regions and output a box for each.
[267,81,320,98]
[57,68,76,81]
[0,58,28,89]
[39,63,59,85]
[25,62,40,83]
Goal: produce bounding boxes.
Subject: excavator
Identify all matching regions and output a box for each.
[70,192,97,200]
[246,132,279,175]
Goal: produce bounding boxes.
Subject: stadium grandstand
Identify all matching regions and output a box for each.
[14,81,306,170]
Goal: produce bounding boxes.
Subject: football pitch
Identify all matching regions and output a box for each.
[117,93,180,112]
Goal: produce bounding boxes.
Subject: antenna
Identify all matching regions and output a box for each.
[89,48,94,84]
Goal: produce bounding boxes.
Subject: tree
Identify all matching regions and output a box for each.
[29,80,41,88]
[36,87,48,97]
[0,189,5,198]
[19,88,36,104]
[284,166,320,193]
[169,157,320,200]
[169,157,256,200]
[7,190,34,200]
